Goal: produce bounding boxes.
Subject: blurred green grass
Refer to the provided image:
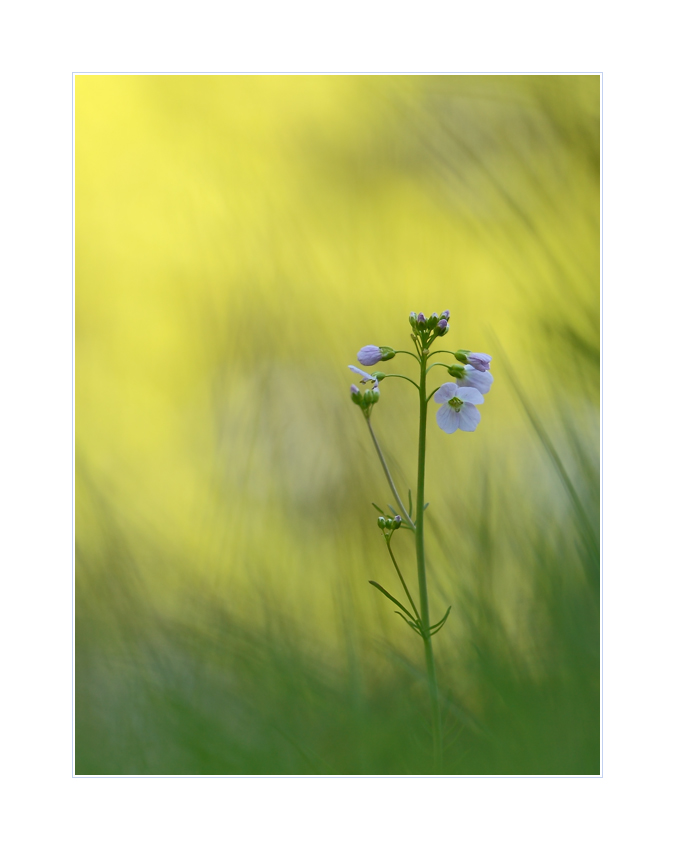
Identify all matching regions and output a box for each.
[75,74,599,775]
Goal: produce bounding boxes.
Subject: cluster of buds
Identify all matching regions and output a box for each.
[350,383,380,418]
[409,310,449,340]
[377,514,402,531]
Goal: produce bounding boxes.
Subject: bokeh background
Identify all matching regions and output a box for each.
[75,74,600,775]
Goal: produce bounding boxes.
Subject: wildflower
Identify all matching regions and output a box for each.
[467,352,491,372]
[434,383,484,434]
[349,365,379,387]
[457,364,494,395]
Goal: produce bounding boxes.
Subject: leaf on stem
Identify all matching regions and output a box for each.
[368,581,416,621]
[371,502,385,514]
[408,489,413,518]
[393,611,423,636]
[428,606,452,636]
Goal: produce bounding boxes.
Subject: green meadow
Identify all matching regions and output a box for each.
[75,74,600,775]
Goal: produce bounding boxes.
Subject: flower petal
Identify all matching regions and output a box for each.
[436,405,460,434]
[434,382,458,404]
[357,345,383,366]
[456,386,484,405]
[467,352,491,372]
[349,364,376,384]
[457,403,481,431]
[457,365,494,395]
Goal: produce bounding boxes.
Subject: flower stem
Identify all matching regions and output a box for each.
[366,419,415,529]
[416,351,443,773]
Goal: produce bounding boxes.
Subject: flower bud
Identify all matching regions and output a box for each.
[440,310,450,320]
[427,313,439,330]
[357,345,383,366]
[371,371,386,381]
[364,389,374,404]
[377,516,387,529]
[350,385,362,404]
[454,349,469,365]
[417,313,426,328]
[436,318,448,332]
[446,364,466,379]
[393,515,402,529]
[409,311,418,328]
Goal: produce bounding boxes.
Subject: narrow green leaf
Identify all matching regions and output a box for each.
[428,606,452,636]
[394,611,423,636]
[371,502,385,514]
[423,502,430,511]
[407,489,413,517]
[368,581,416,620]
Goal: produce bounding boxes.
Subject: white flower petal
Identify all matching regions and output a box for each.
[436,404,460,434]
[349,364,375,384]
[434,382,457,404]
[457,403,481,431]
[457,365,494,395]
[456,386,484,405]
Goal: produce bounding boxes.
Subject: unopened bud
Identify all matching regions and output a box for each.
[393,515,402,529]
[454,350,469,365]
[436,318,448,332]
[427,313,439,330]
[446,365,465,379]
[440,310,450,320]
[417,312,427,328]
[371,371,386,381]
[377,516,387,529]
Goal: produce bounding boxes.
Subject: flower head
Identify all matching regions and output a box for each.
[436,318,448,332]
[467,352,491,372]
[457,364,494,395]
[434,383,484,434]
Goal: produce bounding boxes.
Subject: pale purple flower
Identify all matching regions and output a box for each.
[457,364,493,394]
[434,383,484,433]
[349,365,379,387]
[357,345,383,366]
[467,352,492,372]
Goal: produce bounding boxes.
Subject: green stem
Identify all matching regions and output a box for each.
[366,419,415,529]
[427,350,456,359]
[383,374,420,390]
[416,351,443,773]
[394,350,421,362]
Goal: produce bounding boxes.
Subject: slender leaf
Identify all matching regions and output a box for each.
[368,581,416,620]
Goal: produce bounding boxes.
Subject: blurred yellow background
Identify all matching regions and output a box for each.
[75,75,599,774]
